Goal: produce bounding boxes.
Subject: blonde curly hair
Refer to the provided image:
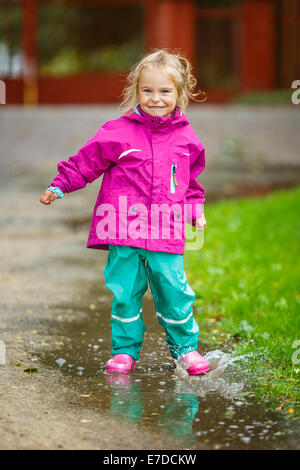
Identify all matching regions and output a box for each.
[119,48,207,114]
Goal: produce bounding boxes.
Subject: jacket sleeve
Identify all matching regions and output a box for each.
[185,141,206,226]
[48,123,119,194]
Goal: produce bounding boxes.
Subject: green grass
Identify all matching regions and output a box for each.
[231,89,293,105]
[184,185,300,417]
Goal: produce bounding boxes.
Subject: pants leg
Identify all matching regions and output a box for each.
[143,249,199,359]
[104,245,148,361]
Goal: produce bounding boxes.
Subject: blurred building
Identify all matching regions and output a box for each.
[0,0,299,104]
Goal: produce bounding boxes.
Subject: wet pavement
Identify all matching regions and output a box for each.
[37,284,299,450]
[0,105,299,449]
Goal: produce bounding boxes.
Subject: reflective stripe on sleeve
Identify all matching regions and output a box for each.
[118,149,142,159]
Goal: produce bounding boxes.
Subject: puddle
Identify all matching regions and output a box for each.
[36,288,299,450]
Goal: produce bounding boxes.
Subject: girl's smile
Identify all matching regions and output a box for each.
[138,67,178,117]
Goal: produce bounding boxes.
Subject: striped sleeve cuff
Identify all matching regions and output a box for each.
[48,186,64,199]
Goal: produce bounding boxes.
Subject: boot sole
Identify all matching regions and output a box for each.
[172,360,210,375]
[187,366,210,375]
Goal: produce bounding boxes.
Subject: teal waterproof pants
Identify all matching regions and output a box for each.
[104,245,199,361]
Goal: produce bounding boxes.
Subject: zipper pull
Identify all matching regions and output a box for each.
[172,164,178,186]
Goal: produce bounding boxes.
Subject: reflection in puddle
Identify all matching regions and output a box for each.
[106,374,143,424]
[38,293,299,450]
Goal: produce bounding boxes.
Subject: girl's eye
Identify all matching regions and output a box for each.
[162,90,170,93]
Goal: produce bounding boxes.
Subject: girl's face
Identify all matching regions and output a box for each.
[138,67,178,117]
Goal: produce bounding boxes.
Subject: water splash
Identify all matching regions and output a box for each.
[173,349,252,401]
[55,357,66,367]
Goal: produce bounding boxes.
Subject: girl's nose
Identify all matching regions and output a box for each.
[151,94,160,103]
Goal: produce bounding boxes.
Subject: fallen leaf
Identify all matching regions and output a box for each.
[13,362,23,366]
[215,313,224,321]
[24,368,38,373]
[287,408,294,413]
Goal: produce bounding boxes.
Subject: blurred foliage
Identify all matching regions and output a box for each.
[0,7,21,54]
[39,40,143,75]
[39,5,144,74]
[231,90,294,105]
[0,4,144,75]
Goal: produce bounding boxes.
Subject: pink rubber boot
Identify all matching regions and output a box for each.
[175,351,210,375]
[105,354,136,374]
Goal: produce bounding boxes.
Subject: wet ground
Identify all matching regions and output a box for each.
[0,105,299,450]
[37,286,300,450]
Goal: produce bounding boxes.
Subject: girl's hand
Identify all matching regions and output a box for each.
[40,189,58,205]
[195,214,207,231]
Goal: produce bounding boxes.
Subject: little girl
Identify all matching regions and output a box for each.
[40,49,209,376]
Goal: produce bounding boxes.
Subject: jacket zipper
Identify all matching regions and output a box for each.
[170,164,178,193]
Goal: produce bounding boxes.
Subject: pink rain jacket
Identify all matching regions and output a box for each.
[49,105,206,255]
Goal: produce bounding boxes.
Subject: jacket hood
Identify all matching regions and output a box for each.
[122,103,189,129]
